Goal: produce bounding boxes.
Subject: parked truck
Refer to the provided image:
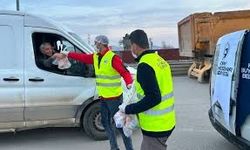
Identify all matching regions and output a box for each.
[178,9,250,82]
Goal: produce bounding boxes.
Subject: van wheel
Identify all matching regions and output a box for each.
[82,101,107,140]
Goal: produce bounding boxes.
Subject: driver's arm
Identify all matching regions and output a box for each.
[38,57,54,68]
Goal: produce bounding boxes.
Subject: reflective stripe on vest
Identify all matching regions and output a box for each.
[137,92,174,115]
[96,82,121,87]
[137,92,174,102]
[144,104,174,115]
[96,75,121,80]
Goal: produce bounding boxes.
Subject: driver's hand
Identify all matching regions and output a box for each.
[52,53,66,60]
[60,50,70,56]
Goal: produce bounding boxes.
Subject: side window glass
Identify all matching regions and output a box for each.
[32,32,94,77]
[62,40,86,76]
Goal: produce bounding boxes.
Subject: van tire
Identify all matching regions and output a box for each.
[82,101,108,140]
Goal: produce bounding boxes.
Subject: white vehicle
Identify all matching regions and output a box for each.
[0,10,134,140]
[209,29,250,149]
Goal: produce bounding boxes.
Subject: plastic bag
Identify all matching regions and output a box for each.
[122,81,137,104]
[58,57,71,69]
[114,111,138,137]
[113,111,125,128]
[53,58,71,70]
[114,82,139,137]
[124,115,138,129]
[123,126,133,137]
[123,115,138,137]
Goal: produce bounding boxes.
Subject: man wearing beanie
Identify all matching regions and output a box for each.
[119,29,176,150]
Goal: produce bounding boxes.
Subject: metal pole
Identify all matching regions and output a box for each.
[16,0,20,11]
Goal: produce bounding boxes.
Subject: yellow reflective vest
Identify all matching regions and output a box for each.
[136,52,176,132]
[93,50,122,98]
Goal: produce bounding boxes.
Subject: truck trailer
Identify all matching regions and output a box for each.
[178,9,250,82]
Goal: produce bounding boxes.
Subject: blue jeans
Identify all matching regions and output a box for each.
[100,95,134,150]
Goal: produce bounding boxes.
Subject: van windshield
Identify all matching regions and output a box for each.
[68,32,94,52]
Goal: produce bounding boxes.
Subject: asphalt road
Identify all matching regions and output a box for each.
[0,76,240,150]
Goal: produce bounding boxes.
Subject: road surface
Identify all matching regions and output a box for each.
[0,77,239,150]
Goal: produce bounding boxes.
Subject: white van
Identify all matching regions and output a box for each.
[0,10,132,140]
[209,29,250,149]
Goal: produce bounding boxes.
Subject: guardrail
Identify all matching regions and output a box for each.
[126,60,192,76]
[169,60,192,76]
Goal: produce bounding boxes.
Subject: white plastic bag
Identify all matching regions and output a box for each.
[53,58,71,70]
[114,82,138,137]
[124,115,138,129]
[123,115,138,137]
[113,111,125,128]
[58,57,71,69]
[122,81,137,104]
[113,111,138,137]
[123,126,133,137]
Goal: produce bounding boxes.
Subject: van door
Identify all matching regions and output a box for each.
[211,30,246,134]
[0,15,25,128]
[236,31,250,140]
[24,28,96,127]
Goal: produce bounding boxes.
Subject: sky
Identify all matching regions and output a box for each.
[1,0,250,48]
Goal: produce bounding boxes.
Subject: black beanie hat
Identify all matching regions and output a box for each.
[129,29,149,49]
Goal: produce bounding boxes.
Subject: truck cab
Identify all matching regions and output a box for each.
[209,29,250,149]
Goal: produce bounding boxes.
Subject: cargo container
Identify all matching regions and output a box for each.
[178,9,250,82]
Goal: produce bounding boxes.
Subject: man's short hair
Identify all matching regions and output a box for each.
[129,29,149,49]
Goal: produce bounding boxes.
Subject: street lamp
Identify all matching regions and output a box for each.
[16,0,20,11]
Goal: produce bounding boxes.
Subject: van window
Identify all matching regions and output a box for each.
[32,32,94,77]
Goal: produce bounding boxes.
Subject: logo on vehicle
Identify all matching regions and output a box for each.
[223,42,230,59]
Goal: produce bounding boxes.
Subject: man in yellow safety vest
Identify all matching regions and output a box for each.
[119,29,176,150]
